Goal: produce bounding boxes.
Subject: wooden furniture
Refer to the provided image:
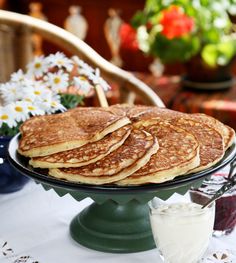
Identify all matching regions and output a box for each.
[0,10,164,107]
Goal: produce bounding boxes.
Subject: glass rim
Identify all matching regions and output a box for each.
[148,200,215,216]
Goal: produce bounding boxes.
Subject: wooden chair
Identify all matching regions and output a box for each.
[0,10,164,107]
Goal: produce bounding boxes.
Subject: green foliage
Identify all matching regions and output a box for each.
[133,0,236,67]
[59,93,84,109]
[0,123,22,136]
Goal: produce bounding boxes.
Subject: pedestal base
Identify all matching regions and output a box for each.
[70,199,155,253]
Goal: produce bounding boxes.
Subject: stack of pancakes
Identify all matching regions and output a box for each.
[18,105,235,185]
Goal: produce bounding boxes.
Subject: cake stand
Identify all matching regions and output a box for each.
[8,134,236,253]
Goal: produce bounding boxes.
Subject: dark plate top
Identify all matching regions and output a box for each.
[8,134,236,194]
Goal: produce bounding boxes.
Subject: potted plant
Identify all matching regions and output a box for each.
[0,52,110,193]
[131,0,236,87]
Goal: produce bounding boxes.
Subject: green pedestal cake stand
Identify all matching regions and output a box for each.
[8,134,236,253]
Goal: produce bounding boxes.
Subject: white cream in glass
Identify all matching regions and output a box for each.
[149,200,215,263]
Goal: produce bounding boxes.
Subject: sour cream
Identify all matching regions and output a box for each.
[149,202,215,263]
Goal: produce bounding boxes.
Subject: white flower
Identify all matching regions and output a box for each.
[46,52,74,71]
[26,102,45,116]
[73,76,92,95]
[0,82,19,104]
[10,69,27,83]
[72,56,110,91]
[24,85,47,104]
[44,70,69,93]
[94,68,110,91]
[9,101,29,122]
[26,55,50,78]
[85,68,110,91]
[72,56,94,74]
[0,105,17,128]
[34,91,65,114]
[49,99,66,113]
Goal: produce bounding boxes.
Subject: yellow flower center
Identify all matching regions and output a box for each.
[34,62,42,69]
[15,106,23,112]
[25,98,32,102]
[28,106,35,111]
[51,102,57,107]
[54,77,61,84]
[79,76,87,81]
[1,114,8,120]
[34,91,41,95]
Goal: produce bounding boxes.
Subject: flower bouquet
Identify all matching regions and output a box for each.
[0,52,110,193]
[131,0,236,83]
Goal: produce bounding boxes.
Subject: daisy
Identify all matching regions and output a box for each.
[19,79,39,102]
[44,70,69,93]
[86,68,110,91]
[10,69,27,83]
[73,76,92,95]
[0,105,17,128]
[26,55,50,78]
[9,101,29,122]
[46,52,74,71]
[49,99,66,113]
[35,91,56,112]
[28,81,51,103]
[37,93,65,114]
[0,82,19,104]
[26,101,45,116]
[72,56,94,75]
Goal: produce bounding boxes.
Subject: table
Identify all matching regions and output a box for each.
[137,74,236,131]
[1,166,236,263]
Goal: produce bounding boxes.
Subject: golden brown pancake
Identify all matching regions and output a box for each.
[49,129,159,185]
[224,125,235,149]
[128,106,225,173]
[18,107,131,157]
[171,117,224,173]
[29,125,131,168]
[117,119,200,185]
[119,106,228,173]
[191,113,235,150]
[114,105,234,149]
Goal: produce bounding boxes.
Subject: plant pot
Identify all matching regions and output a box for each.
[0,136,29,193]
[183,55,235,90]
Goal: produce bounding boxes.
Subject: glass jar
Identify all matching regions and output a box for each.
[149,199,215,263]
[190,175,236,237]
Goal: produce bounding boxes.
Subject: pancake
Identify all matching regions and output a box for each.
[224,125,235,149]
[117,119,200,185]
[191,113,235,150]
[115,105,234,150]
[171,117,225,173]
[18,107,131,157]
[49,129,159,185]
[126,106,226,173]
[29,125,131,168]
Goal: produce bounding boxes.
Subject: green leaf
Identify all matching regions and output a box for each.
[0,122,22,136]
[201,40,235,66]
[201,44,218,67]
[60,93,84,109]
[131,11,149,28]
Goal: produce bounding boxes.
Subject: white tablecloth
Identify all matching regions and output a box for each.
[0,178,236,263]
